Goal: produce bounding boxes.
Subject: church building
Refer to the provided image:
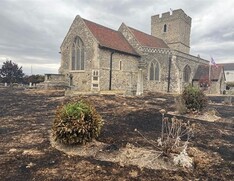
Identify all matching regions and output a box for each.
[44,9,225,95]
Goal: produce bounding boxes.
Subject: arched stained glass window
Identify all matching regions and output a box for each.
[71,36,84,70]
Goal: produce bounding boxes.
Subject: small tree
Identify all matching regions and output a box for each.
[0,60,24,84]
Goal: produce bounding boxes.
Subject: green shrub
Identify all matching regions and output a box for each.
[182,85,208,112]
[52,100,104,145]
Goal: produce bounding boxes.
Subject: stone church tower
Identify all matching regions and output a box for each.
[151,9,191,54]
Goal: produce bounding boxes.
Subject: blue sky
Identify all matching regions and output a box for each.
[0,0,233,75]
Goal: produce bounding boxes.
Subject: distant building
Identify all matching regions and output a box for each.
[192,65,226,94]
[222,63,234,83]
[44,9,225,95]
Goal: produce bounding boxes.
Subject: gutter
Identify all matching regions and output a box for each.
[98,44,140,57]
[167,56,172,93]
[109,51,115,90]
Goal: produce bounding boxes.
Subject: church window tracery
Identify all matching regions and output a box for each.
[71,36,84,70]
[149,61,160,81]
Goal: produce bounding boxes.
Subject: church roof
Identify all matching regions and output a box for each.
[219,63,234,71]
[193,65,223,81]
[83,19,139,56]
[128,27,169,49]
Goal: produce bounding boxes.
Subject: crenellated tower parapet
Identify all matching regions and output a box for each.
[151,9,191,54]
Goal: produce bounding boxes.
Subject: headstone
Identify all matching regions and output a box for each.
[4,83,7,87]
[29,82,32,87]
[126,72,136,96]
[136,69,143,96]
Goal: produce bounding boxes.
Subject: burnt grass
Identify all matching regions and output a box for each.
[0,87,233,181]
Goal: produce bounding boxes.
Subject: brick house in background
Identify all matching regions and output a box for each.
[43,9,225,95]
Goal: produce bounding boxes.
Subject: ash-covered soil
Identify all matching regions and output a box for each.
[0,87,233,181]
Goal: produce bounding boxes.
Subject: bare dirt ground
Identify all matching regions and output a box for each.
[0,87,233,181]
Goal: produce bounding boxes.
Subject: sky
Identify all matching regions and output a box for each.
[0,0,233,75]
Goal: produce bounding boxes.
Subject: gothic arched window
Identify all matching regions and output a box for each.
[71,36,84,70]
[155,62,160,81]
[183,65,191,82]
[149,61,160,81]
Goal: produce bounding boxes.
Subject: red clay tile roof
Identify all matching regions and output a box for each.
[128,27,169,48]
[83,19,139,56]
[193,65,223,81]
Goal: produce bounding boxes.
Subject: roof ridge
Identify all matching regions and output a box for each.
[128,26,162,40]
[83,18,139,56]
[117,31,138,53]
[128,26,149,35]
[83,18,118,32]
[120,23,142,49]
[127,26,169,48]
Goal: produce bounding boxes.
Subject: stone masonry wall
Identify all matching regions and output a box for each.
[139,48,209,94]
[151,9,191,54]
[98,49,139,91]
[59,15,99,91]
[141,53,171,93]
[170,52,208,93]
[118,23,143,55]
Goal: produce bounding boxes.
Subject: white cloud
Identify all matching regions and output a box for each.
[0,0,233,74]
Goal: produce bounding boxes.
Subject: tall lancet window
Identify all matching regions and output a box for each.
[149,61,160,81]
[183,65,191,82]
[149,62,154,80]
[71,36,84,70]
[155,62,159,81]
